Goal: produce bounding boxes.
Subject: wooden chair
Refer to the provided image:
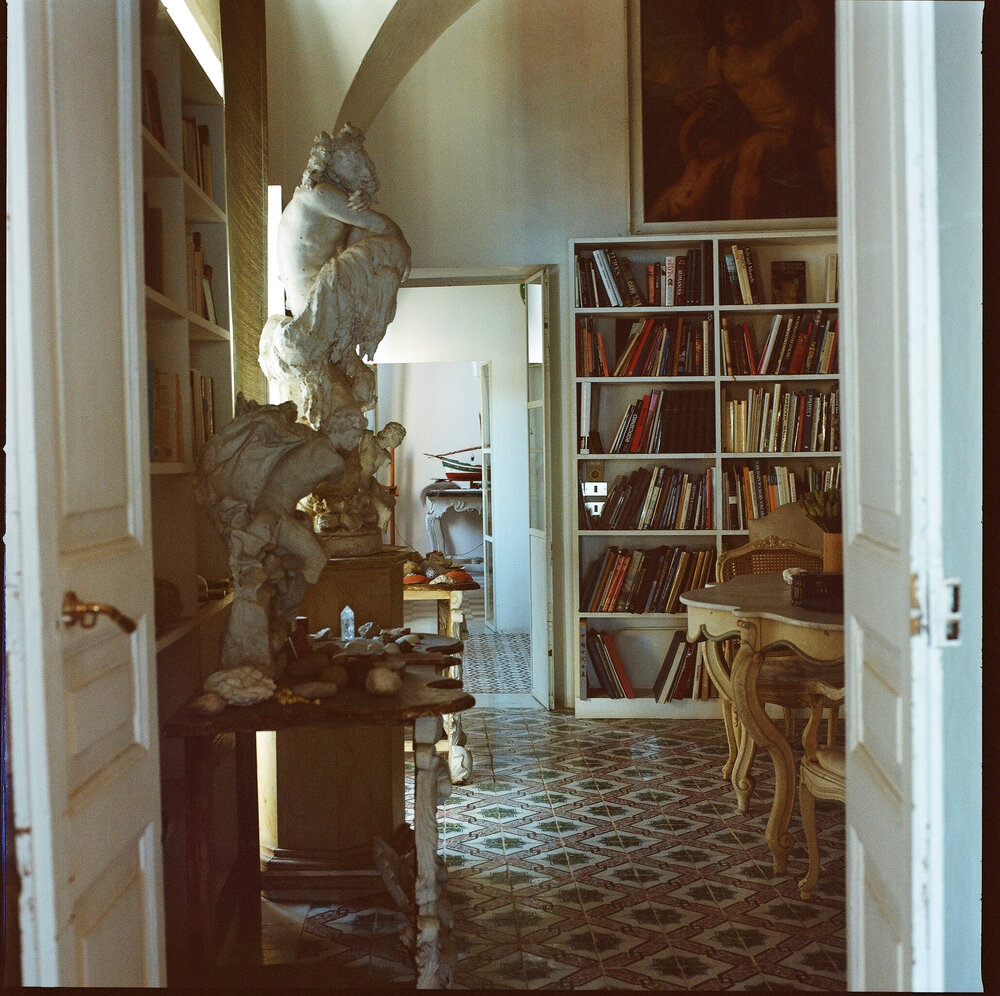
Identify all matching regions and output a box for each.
[708,536,843,813]
[798,680,846,899]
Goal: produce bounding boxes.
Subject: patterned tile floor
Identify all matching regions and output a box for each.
[259,708,846,990]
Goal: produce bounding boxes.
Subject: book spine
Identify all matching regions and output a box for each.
[664,256,676,306]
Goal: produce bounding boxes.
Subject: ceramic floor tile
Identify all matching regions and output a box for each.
[268,707,846,990]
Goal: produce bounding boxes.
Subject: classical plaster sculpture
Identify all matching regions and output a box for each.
[194,394,343,677]
[259,124,411,555]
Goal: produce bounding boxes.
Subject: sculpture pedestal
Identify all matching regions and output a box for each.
[258,546,408,874]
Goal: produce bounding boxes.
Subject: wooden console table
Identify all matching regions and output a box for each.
[422,485,482,554]
[680,573,843,876]
[162,673,475,989]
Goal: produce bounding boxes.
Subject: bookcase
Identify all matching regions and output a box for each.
[140,2,235,970]
[568,229,840,719]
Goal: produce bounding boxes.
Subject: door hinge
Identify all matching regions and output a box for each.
[929,574,962,646]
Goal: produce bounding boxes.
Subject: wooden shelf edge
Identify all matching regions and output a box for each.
[151,461,196,476]
[156,594,233,653]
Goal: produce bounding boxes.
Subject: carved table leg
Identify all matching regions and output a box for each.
[412,714,455,988]
[443,658,472,784]
[730,626,795,875]
[731,714,758,815]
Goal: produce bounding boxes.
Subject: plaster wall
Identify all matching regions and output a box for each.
[265,0,632,702]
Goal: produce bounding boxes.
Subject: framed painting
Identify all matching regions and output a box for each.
[628,0,837,232]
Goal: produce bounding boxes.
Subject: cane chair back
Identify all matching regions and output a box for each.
[716,535,822,582]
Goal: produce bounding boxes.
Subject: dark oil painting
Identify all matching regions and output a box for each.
[637,0,836,227]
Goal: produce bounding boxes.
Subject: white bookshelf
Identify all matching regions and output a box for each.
[567,229,840,719]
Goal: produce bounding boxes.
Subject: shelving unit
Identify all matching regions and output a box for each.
[142,1,233,634]
[140,3,235,972]
[568,230,840,719]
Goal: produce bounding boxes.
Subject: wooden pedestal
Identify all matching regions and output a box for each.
[258,546,409,873]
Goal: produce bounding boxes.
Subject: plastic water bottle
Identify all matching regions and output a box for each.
[340,604,355,640]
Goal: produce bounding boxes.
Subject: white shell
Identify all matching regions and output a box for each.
[205,665,276,706]
[365,667,402,696]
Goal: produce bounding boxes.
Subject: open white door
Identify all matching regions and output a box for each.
[6,0,165,985]
[525,270,554,709]
[837,2,981,989]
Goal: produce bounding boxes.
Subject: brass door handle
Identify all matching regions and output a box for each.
[61,592,137,633]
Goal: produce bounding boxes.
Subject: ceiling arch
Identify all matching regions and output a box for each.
[335,0,481,132]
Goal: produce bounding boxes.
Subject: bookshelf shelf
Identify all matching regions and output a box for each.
[141,1,233,671]
[567,229,841,719]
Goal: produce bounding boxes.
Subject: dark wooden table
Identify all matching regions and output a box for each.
[162,671,475,988]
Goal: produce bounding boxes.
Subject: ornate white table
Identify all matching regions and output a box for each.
[681,573,843,876]
[422,484,482,554]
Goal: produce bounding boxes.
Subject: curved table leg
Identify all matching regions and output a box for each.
[702,639,739,784]
[730,626,795,875]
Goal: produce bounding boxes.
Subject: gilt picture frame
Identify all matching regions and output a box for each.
[628,0,837,233]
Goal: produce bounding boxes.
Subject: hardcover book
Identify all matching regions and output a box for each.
[771,260,807,303]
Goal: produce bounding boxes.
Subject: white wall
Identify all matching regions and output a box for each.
[376,360,485,560]
[265,0,631,702]
[375,282,530,631]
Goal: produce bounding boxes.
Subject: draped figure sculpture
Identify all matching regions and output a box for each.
[260,124,411,555]
[194,395,349,676]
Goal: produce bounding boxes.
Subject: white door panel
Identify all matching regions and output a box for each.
[6,0,164,985]
[837,1,981,989]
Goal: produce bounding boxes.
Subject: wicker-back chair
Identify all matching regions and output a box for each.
[716,535,822,581]
[709,536,842,814]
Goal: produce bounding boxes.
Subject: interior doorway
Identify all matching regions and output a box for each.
[373,271,552,707]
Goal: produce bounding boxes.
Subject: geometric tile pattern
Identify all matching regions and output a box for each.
[261,708,846,989]
[461,632,532,693]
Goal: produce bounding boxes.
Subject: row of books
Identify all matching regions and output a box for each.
[652,634,716,703]
[148,365,217,464]
[186,232,218,325]
[584,629,635,698]
[575,248,646,308]
[582,466,716,532]
[190,369,217,458]
[181,115,215,199]
[151,367,183,463]
[580,544,717,615]
[611,317,713,378]
[644,245,712,306]
[576,317,610,376]
[722,311,838,377]
[141,69,215,202]
[719,245,838,306]
[722,385,840,455]
[604,389,714,455]
[721,460,842,529]
[574,245,713,309]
